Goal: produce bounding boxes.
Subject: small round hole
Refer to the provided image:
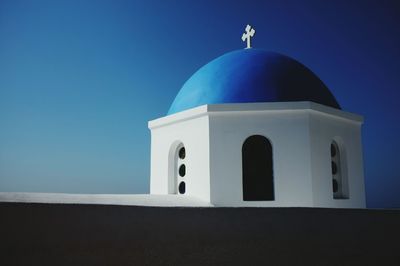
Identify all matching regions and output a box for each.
[331,144,336,157]
[179,181,186,194]
[332,179,338,193]
[331,162,337,175]
[179,164,186,177]
[178,147,186,159]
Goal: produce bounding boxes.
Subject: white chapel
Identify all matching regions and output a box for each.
[148,26,366,208]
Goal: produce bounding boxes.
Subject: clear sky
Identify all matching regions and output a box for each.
[0,0,399,208]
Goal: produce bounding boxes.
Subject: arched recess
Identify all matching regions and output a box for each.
[242,135,274,201]
[330,138,349,199]
[168,141,186,194]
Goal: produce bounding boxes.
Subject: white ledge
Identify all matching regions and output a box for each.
[0,192,213,207]
[148,101,363,129]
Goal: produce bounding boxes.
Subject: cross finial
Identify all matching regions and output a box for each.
[242,24,255,49]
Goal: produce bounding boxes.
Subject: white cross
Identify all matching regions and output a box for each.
[242,24,255,49]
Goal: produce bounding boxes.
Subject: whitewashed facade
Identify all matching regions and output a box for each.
[149,101,365,208]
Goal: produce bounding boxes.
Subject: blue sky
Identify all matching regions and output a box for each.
[0,0,399,208]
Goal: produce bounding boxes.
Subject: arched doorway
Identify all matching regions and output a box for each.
[242,135,274,201]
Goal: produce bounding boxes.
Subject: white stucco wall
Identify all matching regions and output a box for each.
[309,111,365,208]
[208,110,313,207]
[149,107,211,202]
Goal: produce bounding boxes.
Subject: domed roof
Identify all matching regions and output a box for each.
[168,49,340,115]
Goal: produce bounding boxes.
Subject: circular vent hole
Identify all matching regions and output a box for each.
[179,182,186,194]
[331,144,337,157]
[178,147,186,159]
[332,179,339,193]
[179,164,186,177]
[331,162,337,175]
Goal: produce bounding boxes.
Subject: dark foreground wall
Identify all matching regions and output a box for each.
[1,203,399,266]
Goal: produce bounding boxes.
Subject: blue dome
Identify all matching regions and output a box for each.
[168,49,340,115]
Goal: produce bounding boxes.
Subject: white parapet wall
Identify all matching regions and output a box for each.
[0,192,213,207]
